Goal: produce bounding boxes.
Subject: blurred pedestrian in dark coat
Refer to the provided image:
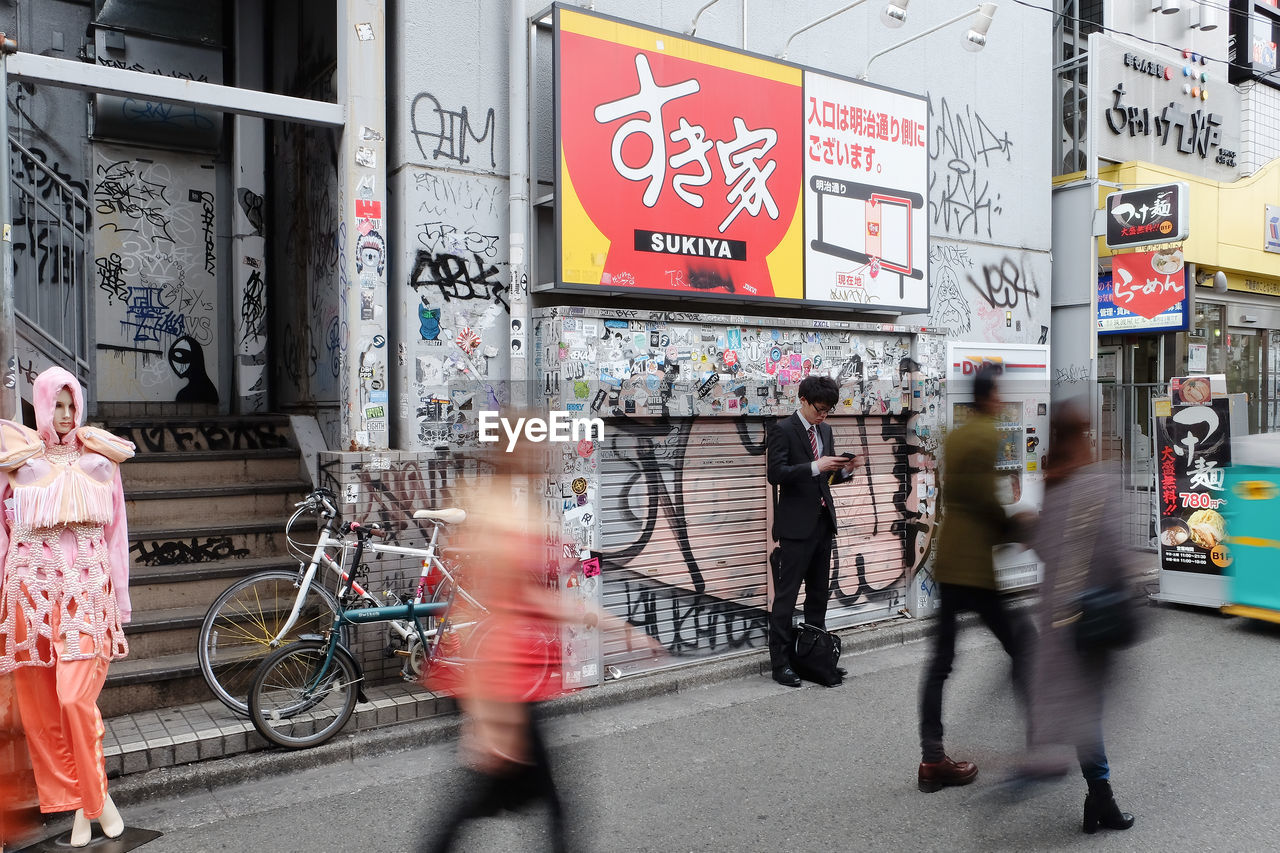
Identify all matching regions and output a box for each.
[1025,401,1136,834]
[918,364,1033,793]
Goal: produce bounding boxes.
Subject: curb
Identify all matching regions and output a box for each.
[109,613,945,806]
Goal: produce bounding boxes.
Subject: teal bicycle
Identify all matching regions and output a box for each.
[246,517,453,749]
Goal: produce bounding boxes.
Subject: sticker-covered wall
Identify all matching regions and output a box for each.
[396,169,511,448]
[535,306,947,674]
[392,3,513,451]
[92,145,222,403]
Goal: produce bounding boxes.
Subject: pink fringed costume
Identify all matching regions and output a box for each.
[0,367,133,822]
[0,369,134,673]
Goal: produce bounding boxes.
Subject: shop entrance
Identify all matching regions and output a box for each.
[1190,301,1280,434]
[1098,337,1162,551]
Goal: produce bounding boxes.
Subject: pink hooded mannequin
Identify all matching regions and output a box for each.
[0,366,133,847]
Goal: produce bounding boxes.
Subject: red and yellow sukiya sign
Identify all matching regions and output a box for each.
[557,7,805,301]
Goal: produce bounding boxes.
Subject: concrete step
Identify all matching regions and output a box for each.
[128,555,301,612]
[128,521,290,569]
[124,481,309,528]
[122,605,208,659]
[105,416,295,455]
[123,449,304,489]
[100,651,211,718]
[123,584,335,659]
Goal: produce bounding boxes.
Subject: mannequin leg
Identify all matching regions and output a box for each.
[67,795,120,848]
[12,656,112,824]
[69,810,91,847]
[11,665,81,815]
[53,656,111,822]
[98,794,123,838]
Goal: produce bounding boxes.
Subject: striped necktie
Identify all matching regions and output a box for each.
[810,425,826,507]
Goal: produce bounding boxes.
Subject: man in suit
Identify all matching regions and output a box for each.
[917,363,1031,792]
[766,375,862,687]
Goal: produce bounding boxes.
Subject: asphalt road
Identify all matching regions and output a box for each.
[37,604,1280,852]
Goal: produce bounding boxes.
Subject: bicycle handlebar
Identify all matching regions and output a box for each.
[350,521,390,539]
[295,488,340,520]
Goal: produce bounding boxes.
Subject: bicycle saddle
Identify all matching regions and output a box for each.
[413,507,467,523]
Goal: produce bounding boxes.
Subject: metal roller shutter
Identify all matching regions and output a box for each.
[822,416,912,627]
[598,418,771,675]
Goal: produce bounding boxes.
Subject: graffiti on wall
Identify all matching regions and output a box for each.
[92,145,220,403]
[928,242,1050,345]
[9,145,88,290]
[278,115,341,412]
[114,419,290,453]
[593,411,935,659]
[401,169,510,449]
[409,92,497,169]
[926,93,1014,239]
[533,311,943,659]
[927,244,974,336]
[130,535,250,567]
[236,254,268,403]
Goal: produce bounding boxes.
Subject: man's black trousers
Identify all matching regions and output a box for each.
[769,511,834,671]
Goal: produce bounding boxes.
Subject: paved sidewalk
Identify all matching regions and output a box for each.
[103,680,453,778]
[106,612,946,804]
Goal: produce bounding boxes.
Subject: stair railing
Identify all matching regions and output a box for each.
[8,135,92,399]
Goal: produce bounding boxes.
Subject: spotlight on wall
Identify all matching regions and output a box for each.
[1197,268,1230,293]
[882,0,910,28]
[963,2,998,52]
[1161,0,1181,15]
[1190,2,1218,30]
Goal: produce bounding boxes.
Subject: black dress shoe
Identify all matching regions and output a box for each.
[836,666,848,677]
[772,666,802,687]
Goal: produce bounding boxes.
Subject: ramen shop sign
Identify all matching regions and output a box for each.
[1104,182,1189,249]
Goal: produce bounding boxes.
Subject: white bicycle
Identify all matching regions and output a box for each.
[196,488,480,716]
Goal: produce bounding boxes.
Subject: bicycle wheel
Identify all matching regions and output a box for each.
[431,617,557,702]
[248,639,361,749]
[197,570,340,716]
[404,574,481,676]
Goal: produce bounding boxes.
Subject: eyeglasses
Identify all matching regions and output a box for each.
[811,404,832,416]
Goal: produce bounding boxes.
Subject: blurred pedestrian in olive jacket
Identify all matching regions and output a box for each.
[1024,401,1135,834]
[917,364,1032,793]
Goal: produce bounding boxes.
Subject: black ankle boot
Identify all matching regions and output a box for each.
[1082,779,1135,834]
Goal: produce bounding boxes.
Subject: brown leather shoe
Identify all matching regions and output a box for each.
[918,756,979,793]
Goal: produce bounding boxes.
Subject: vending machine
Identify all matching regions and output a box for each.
[945,343,1052,591]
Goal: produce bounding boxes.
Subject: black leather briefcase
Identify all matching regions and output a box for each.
[791,623,842,687]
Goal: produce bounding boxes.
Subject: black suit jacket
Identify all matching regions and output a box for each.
[766,412,845,541]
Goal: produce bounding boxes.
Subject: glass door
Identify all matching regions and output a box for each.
[1267,331,1280,433]
[1226,328,1262,434]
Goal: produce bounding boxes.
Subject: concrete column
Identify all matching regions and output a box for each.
[232,0,268,413]
[336,0,389,450]
[508,1,530,408]
[0,39,19,419]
